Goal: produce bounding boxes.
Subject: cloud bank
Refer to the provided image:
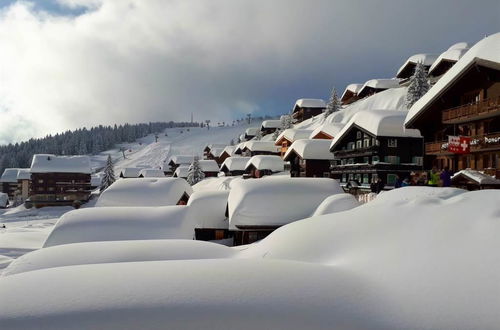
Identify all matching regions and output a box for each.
[0,0,498,144]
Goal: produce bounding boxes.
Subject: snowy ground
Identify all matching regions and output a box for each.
[0,121,260,272]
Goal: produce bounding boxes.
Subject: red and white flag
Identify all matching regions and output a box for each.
[448,136,471,154]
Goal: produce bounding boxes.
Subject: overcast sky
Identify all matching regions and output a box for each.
[0,0,499,144]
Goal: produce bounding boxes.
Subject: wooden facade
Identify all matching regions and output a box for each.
[29,172,91,207]
[194,228,233,242]
[292,107,324,123]
[340,90,359,105]
[311,131,334,140]
[286,153,331,178]
[245,165,275,179]
[233,226,278,245]
[407,63,500,174]
[1,182,17,199]
[330,127,423,187]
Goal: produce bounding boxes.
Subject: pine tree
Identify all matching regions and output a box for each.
[280,114,292,130]
[100,155,116,192]
[253,130,262,141]
[405,62,430,109]
[324,87,341,118]
[187,157,205,185]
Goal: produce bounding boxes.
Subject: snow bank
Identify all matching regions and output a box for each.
[406,33,500,126]
[187,190,230,229]
[30,154,91,174]
[96,178,192,207]
[228,178,343,228]
[245,155,284,172]
[3,240,235,277]
[284,139,334,160]
[311,194,360,216]
[43,206,193,247]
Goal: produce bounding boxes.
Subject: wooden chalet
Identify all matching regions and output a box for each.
[243,127,259,141]
[405,33,500,176]
[330,111,423,188]
[203,144,225,160]
[340,83,363,105]
[396,53,439,84]
[309,122,344,140]
[241,141,280,157]
[291,98,326,123]
[275,129,313,157]
[166,156,194,174]
[220,157,251,176]
[244,155,284,178]
[451,169,500,190]
[284,139,335,178]
[260,120,282,135]
[428,42,469,81]
[138,168,165,178]
[173,165,189,179]
[197,160,220,177]
[0,168,21,199]
[218,146,237,165]
[28,154,92,208]
[356,79,400,99]
[207,147,225,165]
[190,191,233,242]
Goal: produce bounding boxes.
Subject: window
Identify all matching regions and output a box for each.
[412,156,423,166]
[341,159,347,165]
[348,173,354,181]
[355,174,362,182]
[38,179,44,184]
[384,156,400,164]
[347,142,355,150]
[341,174,347,182]
[356,140,363,149]
[347,158,354,164]
[356,131,362,139]
[387,174,398,186]
[363,157,370,164]
[372,155,380,163]
[363,174,369,184]
[363,138,370,148]
[388,139,398,147]
[371,173,378,183]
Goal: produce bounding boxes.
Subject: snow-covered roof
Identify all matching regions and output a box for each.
[396,53,439,78]
[96,178,192,207]
[245,127,259,136]
[4,240,236,277]
[138,169,165,178]
[261,120,282,129]
[43,206,193,247]
[331,110,422,150]
[275,129,313,145]
[16,168,31,180]
[340,83,363,100]
[187,190,230,229]
[452,169,500,185]
[173,165,189,178]
[357,79,400,96]
[245,155,284,172]
[168,155,194,166]
[311,194,360,216]
[0,168,21,183]
[30,154,91,174]
[192,177,236,192]
[197,160,219,172]
[209,147,225,158]
[406,33,500,127]
[221,145,237,157]
[243,141,280,153]
[220,157,251,172]
[284,139,335,160]
[293,98,326,111]
[228,177,343,227]
[118,167,141,178]
[309,122,344,139]
[203,143,226,152]
[428,42,470,76]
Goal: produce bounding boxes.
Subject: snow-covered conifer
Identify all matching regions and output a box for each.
[405,62,430,109]
[253,130,262,141]
[324,87,341,118]
[100,155,116,192]
[187,157,205,185]
[280,115,293,130]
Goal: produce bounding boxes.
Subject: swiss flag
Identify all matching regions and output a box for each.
[448,136,471,154]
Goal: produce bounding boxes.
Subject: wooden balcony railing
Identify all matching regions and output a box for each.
[425,131,500,154]
[442,96,500,124]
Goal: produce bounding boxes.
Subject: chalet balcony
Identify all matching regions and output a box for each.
[425,131,500,154]
[442,96,500,124]
[333,145,379,157]
[330,162,422,174]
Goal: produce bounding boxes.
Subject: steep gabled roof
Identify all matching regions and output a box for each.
[340,83,363,100]
[428,42,470,77]
[358,79,400,97]
[30,154,91,174]
[245,155,284,172]
[16,168,31,180]
[173,165,189,178]
[220,157,251,172]
[331,110,421,150]
[396,53,439,78]
[220,145,237,157]
[243,141,280,153]
[309,122,344,139]
[275,129,314,145]
[168,155,195,166]
[119,167,141,178]
[284,139,335,160]
[138,169,165,178]
[405,33,500,127]
[292,99,326,113]
[209,147,225,158]
[244,127,259,136]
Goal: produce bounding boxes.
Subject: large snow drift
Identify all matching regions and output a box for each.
[187,190,230,229]
[228,178,343,228]
[311,193,360,216]
[43,206,193,247]
[96,178,192,207]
